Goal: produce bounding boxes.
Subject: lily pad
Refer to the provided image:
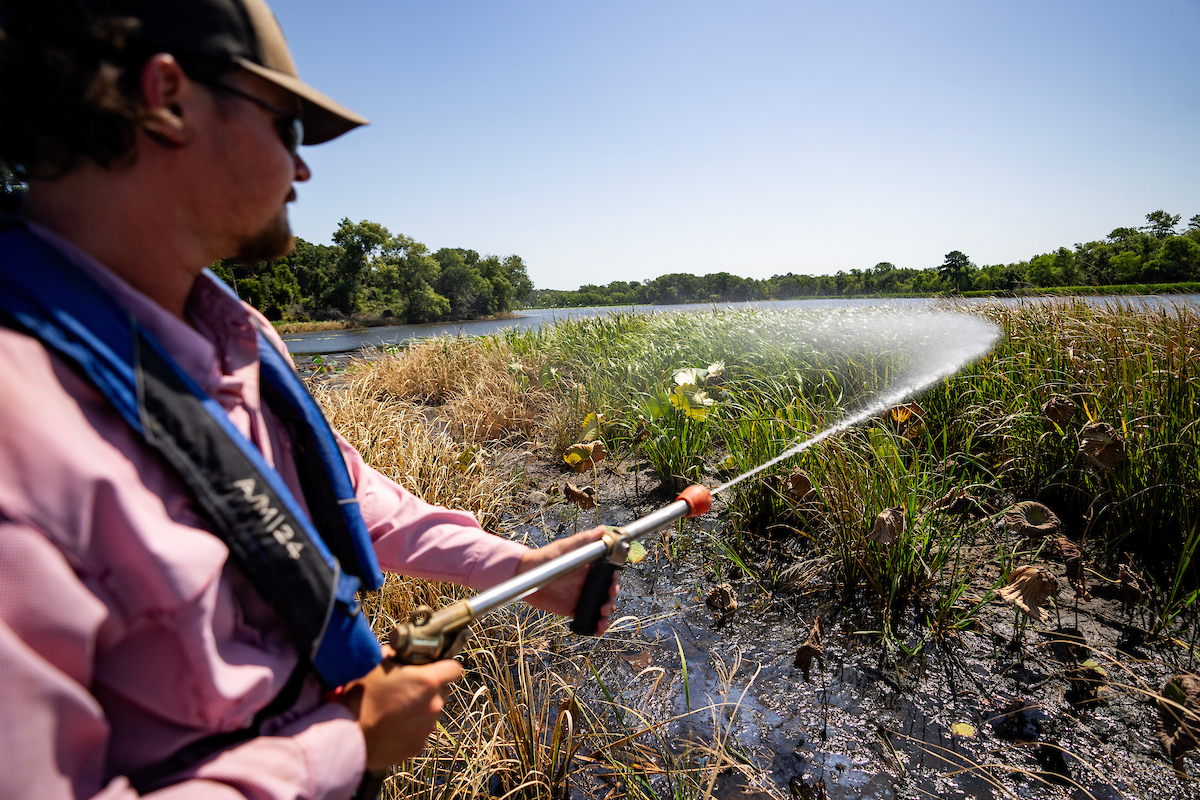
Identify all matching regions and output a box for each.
[950,722,976,738]
[1079,422,1125,469]
[563,441,606,472]
[563,482,596,510]
[1041,395,1075,424]
[457,445,484,474]
[997,565,1061,625]
[626,541,648,564]
[868,507,905,546]
[793,617,825,683]
[1003,501,1061,538]
[578,412,604,443]
[669,385,715,420]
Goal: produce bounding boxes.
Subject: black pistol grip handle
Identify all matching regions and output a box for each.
[570,560,619,636]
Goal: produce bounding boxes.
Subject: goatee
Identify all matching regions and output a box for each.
[235,201,296,265]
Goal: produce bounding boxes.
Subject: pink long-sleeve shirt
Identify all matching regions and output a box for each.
[0,224,528,800]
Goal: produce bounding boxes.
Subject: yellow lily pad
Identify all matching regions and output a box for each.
[669,385,715,420]
[626,541,647,564]
[563,441,606,472]
[578,412,603,442]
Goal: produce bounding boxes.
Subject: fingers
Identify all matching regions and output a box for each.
[345,658,465,769]
[516,525,608,577]
[595,575,620,635]
[423,658,464,687]
[547,526,607,557]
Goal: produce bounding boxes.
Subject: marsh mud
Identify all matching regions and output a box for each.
[505,466,1198,800]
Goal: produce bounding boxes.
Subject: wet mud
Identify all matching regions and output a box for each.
[512,476,1198,800]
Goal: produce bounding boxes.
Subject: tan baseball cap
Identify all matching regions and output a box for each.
[2,0,368,144]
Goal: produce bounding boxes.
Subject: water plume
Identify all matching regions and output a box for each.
[713,309,1000,496]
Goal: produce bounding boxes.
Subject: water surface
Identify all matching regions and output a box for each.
[282,294,1200,355]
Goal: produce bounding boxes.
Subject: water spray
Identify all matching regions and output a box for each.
[385,310,1000,662]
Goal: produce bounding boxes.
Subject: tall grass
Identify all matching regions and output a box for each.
[315,298,1198,797]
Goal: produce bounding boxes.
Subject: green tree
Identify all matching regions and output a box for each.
[1186,215,1200,246]
[1143,210,1181,239]
[1110,251,1143,283]
[500,255,534,307]
[1142,236,1200,282]
[209,257,300,320]
[327,219,391,314]
[938,251,973,292]
[288,238,341,311]
[387,235,449,323]
[1051,246,1079,286]
[434,248,493,318]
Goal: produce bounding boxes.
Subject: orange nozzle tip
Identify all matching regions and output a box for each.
[677,484,712,518]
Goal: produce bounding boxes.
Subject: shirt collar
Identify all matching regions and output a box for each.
[23,220,257,389]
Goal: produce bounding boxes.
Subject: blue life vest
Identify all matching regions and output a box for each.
[0,219,383,688]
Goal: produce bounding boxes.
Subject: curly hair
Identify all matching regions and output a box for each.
[0,15,155,180]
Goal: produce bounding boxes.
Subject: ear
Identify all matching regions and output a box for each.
[137,53,192,147]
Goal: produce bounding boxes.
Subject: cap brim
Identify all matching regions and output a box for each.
[235,59,368,145]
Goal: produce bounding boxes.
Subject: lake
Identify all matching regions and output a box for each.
[280,294,1200,355]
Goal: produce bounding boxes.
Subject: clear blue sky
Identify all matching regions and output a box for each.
[271,0,1200,291]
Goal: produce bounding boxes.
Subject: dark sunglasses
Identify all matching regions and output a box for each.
[201,80,305,155]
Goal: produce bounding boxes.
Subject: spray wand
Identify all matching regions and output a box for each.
[389,484,712,663]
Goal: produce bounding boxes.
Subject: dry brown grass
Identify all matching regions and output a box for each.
[272,319,352,334]
[362,337,562,444]
[312,373,520,531]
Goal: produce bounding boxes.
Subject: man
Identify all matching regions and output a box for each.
[0,1,615,798]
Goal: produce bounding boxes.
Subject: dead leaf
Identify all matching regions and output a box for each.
[935,487,992,518]
[793,617,825,682]
[1054,537,1089,600]
[705,583,737,614]
[1156,674,1200,774]
[563,482,596,510]
[1003,501,1061,538]
[1040,396,1076,424]
[781,471,815,502]
[1078,422,1125,470]
[619,649,653,671]
[997,565,1061,625]
[767,470,815,503]
[563,441,606,472]
[1118,562,1149,607]
[868,506,905,546]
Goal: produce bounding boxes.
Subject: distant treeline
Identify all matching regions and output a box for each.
[210,218,533,322]
[532,210,1200,307]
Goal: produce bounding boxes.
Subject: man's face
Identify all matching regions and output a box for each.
[197,69,310,266]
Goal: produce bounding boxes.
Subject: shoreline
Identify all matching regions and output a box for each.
[273,310,525,335]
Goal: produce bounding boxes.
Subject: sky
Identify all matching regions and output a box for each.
[270,0,1200,292]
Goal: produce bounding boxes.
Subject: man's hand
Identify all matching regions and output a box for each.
[335,646,462,770]
[516,526,620,634]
